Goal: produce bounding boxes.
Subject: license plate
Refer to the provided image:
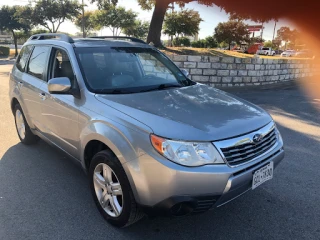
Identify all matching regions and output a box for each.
[252,162,274,190]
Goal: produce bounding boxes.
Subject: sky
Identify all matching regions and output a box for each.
[3,0,294,41]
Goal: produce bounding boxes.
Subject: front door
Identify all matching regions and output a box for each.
[39,47,80,158]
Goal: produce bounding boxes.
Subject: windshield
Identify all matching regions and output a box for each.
[262,48,270,50]
[75,47,192,94]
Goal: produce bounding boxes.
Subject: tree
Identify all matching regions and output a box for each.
[276,26,300,49]
[203,36,218,48]
[214,20,250,50]
[163,9,202,39]
[122,20,150,40]
[75,11,100,37]
[277,27,291,48]
[264,40,273,48]
[94,6,137,36]
[92,0,118,9]
[138,0,222,47]
[0,6,32,56]
[136,0,274,47]
[219,41,229,49]
[32,0,81,33]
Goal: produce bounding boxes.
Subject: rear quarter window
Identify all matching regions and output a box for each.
[16,45,33,72]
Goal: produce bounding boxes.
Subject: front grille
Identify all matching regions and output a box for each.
[221,128,277,166]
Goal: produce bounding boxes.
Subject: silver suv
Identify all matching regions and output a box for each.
[9,34,285,227]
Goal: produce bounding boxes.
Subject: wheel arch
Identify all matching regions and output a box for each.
[11,97,20,114]
[79,120,146,170]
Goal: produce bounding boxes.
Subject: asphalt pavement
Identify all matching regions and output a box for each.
[0,64,319,240]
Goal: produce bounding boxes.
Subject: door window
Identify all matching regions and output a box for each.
[50,48,75,83]
[16,45,33,72]
[27,46,51,80]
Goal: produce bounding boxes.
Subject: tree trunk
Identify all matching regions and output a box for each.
[147,0,170,47]
[12,30,18,57]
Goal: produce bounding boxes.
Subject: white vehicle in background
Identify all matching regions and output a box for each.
[256,47,276,56]
[295,49,313,58]
[281,50,296,57]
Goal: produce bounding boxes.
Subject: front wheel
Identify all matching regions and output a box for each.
[89,150,144,227]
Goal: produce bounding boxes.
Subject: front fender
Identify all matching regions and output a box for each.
[79,120,150,167]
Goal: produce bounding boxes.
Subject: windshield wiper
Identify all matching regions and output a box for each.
[99,89,133,94]
[139,84,182,93]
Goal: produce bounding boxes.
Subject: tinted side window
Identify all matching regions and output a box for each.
[27,46,50,80]
[16,45,33,72]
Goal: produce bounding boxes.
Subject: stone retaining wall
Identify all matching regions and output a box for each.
[168,55,320,87]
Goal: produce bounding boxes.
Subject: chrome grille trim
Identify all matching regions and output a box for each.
[214,122,278,167]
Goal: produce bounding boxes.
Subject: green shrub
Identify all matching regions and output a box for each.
[173,37,191,47]
[191,37,218,48]
[0,46,10,57]
[191,40,204,48]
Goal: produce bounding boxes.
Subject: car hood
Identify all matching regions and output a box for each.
[95,84,272,141]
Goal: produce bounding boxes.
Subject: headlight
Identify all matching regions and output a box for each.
[275,126,284,145]
[150,134,225,167]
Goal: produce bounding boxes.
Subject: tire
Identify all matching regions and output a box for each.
[89,150,144,227]
[14,104,39,145]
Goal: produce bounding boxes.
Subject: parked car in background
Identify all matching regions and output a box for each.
[9,33,285,228]
[281,50,296,57]
[232,46,245,53]
[256,47,276,56]
[245,43,264,54]
[231,47,244,53]
[295,49,313,58]
[274,50,283,55]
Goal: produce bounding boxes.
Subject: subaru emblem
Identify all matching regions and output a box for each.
[253,134,263,143]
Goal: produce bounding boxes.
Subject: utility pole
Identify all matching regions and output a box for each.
[81,0,86,38]
[272,20,277,41]
[260,22,264,40]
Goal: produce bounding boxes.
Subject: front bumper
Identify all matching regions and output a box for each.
[123,141,285,216]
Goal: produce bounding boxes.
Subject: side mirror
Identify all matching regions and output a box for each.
[181,69,190,77]
[48,77,71,94]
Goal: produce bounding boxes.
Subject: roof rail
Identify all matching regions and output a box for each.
[89,36,146,44]
[28,33,74,43]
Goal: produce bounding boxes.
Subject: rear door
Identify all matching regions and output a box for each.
[13,45,51,130]
[24,46,51,130]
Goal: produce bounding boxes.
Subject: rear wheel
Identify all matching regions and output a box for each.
[89,150,144,227]
[14,104,39,145]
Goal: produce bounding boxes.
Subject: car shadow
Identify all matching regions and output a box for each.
[1,123,319,240]
[0,79,319,239]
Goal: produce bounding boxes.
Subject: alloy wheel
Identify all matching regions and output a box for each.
[93,163,123,217]
[15,109,26,140]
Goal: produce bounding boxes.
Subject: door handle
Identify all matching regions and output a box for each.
[18,81,23,87]
[39,93,47,101]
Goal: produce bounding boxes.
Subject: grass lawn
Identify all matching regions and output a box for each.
[161,47,227,57]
